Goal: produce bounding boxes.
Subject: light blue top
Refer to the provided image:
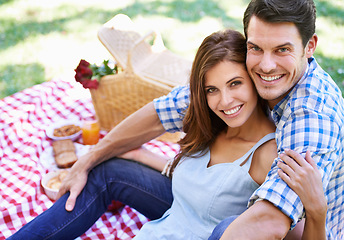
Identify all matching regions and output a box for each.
[134,133,275,240]
[155,57,344,239]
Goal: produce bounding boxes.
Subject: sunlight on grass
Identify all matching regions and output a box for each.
[317,17,344,57]
[0,0,343,98]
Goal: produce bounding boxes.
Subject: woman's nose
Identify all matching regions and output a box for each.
[220,92,234,107]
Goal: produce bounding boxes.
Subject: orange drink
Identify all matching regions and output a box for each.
[82,118,100,145]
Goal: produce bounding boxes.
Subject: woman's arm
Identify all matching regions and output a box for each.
[278,150,327,240]
[118,147,169,172]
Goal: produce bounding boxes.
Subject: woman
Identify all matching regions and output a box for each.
[131,29,276,239]
[120,28,327,239]
[8,29,325,240]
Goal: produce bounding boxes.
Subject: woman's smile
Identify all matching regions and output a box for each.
[223,104,243,116]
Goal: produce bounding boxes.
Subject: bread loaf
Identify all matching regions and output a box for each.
[52,139,77,168]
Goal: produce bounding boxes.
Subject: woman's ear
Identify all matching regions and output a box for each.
[305,34,318,58]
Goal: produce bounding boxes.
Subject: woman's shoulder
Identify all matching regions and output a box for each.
[256,133,277,161]
[250,134,277,185]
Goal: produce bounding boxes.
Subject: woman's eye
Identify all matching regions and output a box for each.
[230,81,241,87]
[206,88,216,93]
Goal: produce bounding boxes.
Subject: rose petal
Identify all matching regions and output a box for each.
[81,79,99,89]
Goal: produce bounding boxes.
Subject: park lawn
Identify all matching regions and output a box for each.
[0,0,343,98]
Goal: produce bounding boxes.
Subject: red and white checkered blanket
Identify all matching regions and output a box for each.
[0,79,179,239]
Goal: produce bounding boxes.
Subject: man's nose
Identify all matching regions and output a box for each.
[259,52,277,73]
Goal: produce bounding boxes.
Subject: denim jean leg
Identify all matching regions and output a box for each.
[105,158,173,220]
[8,158,173,240]
[208,215,239,240]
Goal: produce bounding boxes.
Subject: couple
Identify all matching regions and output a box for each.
[8,0,343,239]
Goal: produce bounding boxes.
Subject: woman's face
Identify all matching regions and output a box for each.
[204,61,258,128]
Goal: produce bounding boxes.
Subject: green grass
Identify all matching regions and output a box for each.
[0,0,343,98]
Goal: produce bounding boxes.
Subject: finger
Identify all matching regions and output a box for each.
[277,161,295,179]
[65,189,79,212]
[284,149,308,167]
[305,150,317,169]
[280,152,299,171]
[278,168,292,186]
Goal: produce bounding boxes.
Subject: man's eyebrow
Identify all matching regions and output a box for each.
[247,41,257,46]
[276,42,295,48]
[247,41,295,48]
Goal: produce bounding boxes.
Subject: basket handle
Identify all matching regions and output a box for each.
[126,30,165,73]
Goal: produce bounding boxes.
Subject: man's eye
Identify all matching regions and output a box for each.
[248,46,260,51]
[278,48,289,53]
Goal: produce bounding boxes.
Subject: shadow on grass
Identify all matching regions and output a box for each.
[0,8,114,51]
[0,0,240,51]
[123,0,238,25]
[1,0,343,51]
[315,0,344,25]
[0,0,13,5]
[1,0,343,98]
[0,63,45,99]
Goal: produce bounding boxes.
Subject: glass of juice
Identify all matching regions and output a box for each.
[82,115,100,145]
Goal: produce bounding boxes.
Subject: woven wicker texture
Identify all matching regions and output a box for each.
[91,14,187,142]
[90,74,172,132]
[98,14,192,87]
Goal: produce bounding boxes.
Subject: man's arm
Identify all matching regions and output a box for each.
[220,200,291,240]
[57,102,166,211]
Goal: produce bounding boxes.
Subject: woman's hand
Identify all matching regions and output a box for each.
[278,149,327,240]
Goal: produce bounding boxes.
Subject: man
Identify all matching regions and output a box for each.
[60,0,343,239]
[216,0,343,239]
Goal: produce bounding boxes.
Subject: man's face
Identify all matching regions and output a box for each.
[246,16,315,108]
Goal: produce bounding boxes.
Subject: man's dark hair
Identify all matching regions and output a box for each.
[243,0,316,47]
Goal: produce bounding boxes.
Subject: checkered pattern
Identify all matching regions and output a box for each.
[154,85,190,133]
[154,57,344,239]
[0,79,180,239]
[250,58,344,239]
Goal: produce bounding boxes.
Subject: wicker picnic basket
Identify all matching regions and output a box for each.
[89,14,192,142]
[89,68,172,132]
[97,14,192,88]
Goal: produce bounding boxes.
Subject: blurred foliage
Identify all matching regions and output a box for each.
[0,0,343,98]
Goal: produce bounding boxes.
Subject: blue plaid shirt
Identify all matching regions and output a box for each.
[154,57,344,239]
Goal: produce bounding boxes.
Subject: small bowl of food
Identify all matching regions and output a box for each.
[46,120,82,141]
[41,170,69,200]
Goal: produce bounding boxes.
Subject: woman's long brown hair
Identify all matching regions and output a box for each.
[169,29,248,175]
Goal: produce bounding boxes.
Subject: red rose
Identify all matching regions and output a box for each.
[74,59,117,89]
[81,79,99,89]
[79,59,90,67]
[74,60,93,83]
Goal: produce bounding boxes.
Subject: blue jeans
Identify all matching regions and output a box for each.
[208,215,238,240]
[8,158,173,240]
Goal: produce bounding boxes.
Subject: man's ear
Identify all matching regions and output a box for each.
[305,34,318,58]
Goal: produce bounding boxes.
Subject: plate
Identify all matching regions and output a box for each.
[46,120,82,141]
[40,143,91,170]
